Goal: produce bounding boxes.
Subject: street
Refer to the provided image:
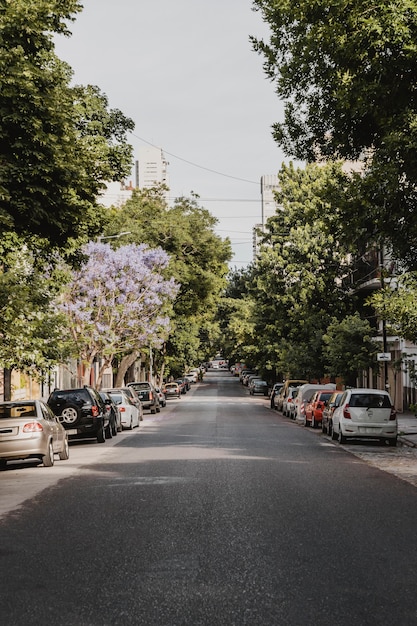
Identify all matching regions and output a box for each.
[1,371,417,625]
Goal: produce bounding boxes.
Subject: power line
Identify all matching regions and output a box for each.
[130,132,260,185]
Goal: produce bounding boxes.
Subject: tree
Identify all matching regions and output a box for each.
[370,273,417,344]
[0,0,134,246]
[58,242,178,387]
[251,1,417,266]
[247,162,353,379]
[0,233,69,377]
[104,188,232,378]
[323,314,378,387]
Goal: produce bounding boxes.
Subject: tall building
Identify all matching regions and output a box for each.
[253,174,281,260]
[135,146,169,195]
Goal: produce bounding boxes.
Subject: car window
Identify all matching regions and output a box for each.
[350,393,391,408]
[0,403,37,418]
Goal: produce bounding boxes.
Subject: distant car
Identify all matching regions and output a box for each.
[47,386,109,443]
[99,391,122,436]
[175,379,187,394]
[321,391,343,436]
[332,388,397,446]
[126,382,160,414]
[249,379,269,395]
[155,386,167,407]
[104,389,140,430]
[282,387,299,417]
[305,389,337,428]
[0,400,69,468]
[163,382,181,399]
[184,371,198,383]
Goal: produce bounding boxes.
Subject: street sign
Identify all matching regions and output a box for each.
[377,352,391,362]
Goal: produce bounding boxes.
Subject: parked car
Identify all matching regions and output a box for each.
[155,386,167,407]
[275,380,308,413]
[240,370,257,384]
[0,400,69,468]
[291,383,336,422]
[321,391,344,436]
[282,387,299,417]
[99,391,122,435]
[175,379,187,394]
[163,382,181,399]
[332,388,397,446]
[184,371,198,383]
[305,389,338,428]
[244,374,261,388]
[103,389,140,430]
[126,382,160,414]
[47,386,109,443]
[249,379,269,395]
[118,386,144,420]
[269,383,284,409]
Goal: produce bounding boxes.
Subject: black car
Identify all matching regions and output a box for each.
[47,386,109,443]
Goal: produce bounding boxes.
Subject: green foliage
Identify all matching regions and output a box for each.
[323,314,378,386]
[251,1,417,267]
[0,233,70,376]
[0,0,134,246]
[104,188,232,376]
[370,272,417,344]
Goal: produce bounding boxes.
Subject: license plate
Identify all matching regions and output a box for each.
[67,429,78,435]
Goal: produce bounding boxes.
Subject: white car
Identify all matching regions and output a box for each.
[106,390,140,430]
[332,388,397,446]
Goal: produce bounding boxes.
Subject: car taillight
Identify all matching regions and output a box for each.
[149,392,153,400]
[91,405,99,417]
[23,421,43,433]
[120,407,125,412]
[300,403,305,415]
[390,406,397,421]
[343,404,351,419]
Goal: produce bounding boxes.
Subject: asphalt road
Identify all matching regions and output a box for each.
[1,371,417,625]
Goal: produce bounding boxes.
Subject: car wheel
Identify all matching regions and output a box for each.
[304,418,309,427]
[328,422,333,437]
[331,426,338,440]
[58,438,69,460]
[338,429,347,444]
[311,415,316,429]
[151,407,156,414]
[128,417,133,430]
[111,417,117,436]
[105,422,113,439]
[97,423,106,443]
[0,459,7,470]
[156,405,161,412]
[42,440,55,467]
[388,437,397,447]
[61,404,80,425]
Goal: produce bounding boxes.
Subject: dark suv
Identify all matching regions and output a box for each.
[126,382,160,414]
[47,386,109,443]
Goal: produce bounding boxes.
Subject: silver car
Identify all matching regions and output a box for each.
[0,400,69,468]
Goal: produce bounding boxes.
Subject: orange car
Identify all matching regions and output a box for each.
[305,389,337,428]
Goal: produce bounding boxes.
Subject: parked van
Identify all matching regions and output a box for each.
[291,383,336,423]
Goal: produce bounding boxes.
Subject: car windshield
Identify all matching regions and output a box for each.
[130,383,149,390]
[0,403,37,418]
[350,393,391,408]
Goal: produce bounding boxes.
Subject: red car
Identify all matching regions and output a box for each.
[305,389,337,428]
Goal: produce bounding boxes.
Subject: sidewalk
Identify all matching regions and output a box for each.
[398,411,417,447]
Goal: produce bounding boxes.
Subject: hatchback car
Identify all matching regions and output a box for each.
[163,382,181,399]
[332,388,397,446]
[321,391,343,436]
[281,387,299,417]
[48,386,109,443]
[126,382,160,414]
[305,389,337,428]
[0,400,69,468]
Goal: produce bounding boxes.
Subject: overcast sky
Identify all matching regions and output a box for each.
[55,0,289,267]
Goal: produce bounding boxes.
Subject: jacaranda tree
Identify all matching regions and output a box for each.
[59,242,179,387]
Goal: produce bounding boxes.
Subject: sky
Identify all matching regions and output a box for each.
[54,0,289,267]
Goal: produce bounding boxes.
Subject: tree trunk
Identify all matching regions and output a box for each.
[114,350,140,387]
[96,359,111,390]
